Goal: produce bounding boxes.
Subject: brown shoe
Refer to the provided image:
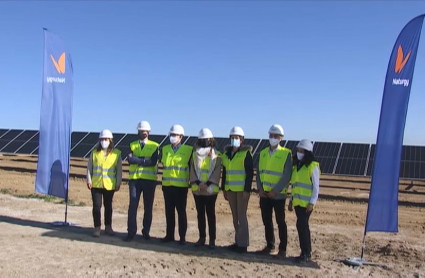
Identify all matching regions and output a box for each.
[277,250,286,258]
[93,227,101,237]
[105,225,115,236]
[256,246,275,255]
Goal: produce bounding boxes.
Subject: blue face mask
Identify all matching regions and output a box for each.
[230,138,240,147]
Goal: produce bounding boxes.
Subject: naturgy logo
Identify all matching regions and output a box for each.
[47,52,66,83]
[392,46,411,87]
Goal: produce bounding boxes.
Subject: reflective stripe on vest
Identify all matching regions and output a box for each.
[161,144,192,187]
[91,148,121,190]
[291,161,320,208]
[258,146,291,194]
[221,150,249,192]
[128,140,159,180]
[191,154,219,193]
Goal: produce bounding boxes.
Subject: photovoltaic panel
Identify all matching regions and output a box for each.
[0,129,9,138]
[215,137,229,152]
[334,143,369,176]
[183,136,197,147]
[115,134,139,159]
[366,144,376,176]
[284,140,299,152]
[399,146,425,179]
[71,132,89,148]
[0,130,38,153]
[313,142,341,174]
[0,129,24,150]
[16,133,39,154]
[70,132,99,158]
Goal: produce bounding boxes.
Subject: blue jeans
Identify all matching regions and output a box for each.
[127,179,157,236]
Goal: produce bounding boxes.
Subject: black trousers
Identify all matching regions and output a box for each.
[127,179,157,236]
[260,197,287,251]
[194,194,218,240]
[91,188,115,228]
[295,205,312,255]
[162,186,188,240]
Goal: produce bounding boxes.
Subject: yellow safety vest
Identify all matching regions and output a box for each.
[91,148,121,190]
[191,150,221,193]
[291,161,320,208]
[221,149,250,192]
[128,140,159,181]
[258,146,291,194]
[161,144,192,187]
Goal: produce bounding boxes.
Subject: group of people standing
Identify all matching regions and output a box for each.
[86,121,320,263]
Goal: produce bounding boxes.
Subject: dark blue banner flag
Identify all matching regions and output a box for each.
[35,29,73,199]
[365,15,424,232]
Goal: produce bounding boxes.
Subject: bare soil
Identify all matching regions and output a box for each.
[0,154,424,277]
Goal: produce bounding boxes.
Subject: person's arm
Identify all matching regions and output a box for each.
[189,156,201,185]
[86,152,93,185]
[137,147,159,167]
[116,155,122,186]
[221,167,226,191]
[271,153,292,193]
[244,152,254,192]
[256,156,262,191]
[309,165,320,204]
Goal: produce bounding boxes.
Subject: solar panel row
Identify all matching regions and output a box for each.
[1,128,424,179]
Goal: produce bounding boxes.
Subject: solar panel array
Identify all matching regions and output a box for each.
[1,128,425,179]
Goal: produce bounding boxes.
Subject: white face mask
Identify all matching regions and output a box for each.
[170,135,180,145]
[196,147,211,157]
[269,138,279,147]
[230,138,240,147]
[100,140,110,149]
[297,152,304,161]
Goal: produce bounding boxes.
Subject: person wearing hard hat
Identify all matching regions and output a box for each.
[189,128,222,249]
[288,139,320,263]
[256,124,292,258]
[221,126,254,253]
[124,121,160,242]
[86,129,122,237]
[160,124,192,245]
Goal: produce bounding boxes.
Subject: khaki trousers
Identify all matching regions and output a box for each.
[226,191,250,247]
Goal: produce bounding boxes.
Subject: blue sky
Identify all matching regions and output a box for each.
[1,1,425,145]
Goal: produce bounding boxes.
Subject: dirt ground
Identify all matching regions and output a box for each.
[0,153,424,277]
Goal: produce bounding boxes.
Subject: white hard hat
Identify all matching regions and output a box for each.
[297,139,314,152]
[137,121,151,131]
[169,124,184,135]
[198,128,213,139]
[99,129,113,139]
[229,126,244,137]
[268,124,284,136]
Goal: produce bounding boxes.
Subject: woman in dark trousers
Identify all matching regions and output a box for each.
[189,128,222,249]
[86,129,122,237]
[288,139,320,263]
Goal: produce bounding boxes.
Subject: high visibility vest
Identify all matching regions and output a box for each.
[291,161,320,208]
[161,144,192,187]
[221,149,250,192]
[258,146,291,194]
[91,148,121,190]
[128,140,159,180]
[191,150,221,193]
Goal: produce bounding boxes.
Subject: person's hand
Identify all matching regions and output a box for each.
[223,191,228,201]
[200,183,208,192]
[115,184,121,192]
[128,153,133,157]
[258,190,267,198]
[87,183,92,190]
[267,190,277,199]
[306,203,314,212]
[242,191,250,200]
[288,201,293,212]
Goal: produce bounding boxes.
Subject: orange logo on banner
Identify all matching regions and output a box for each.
[50,52,66,74]
[394,46,410,73]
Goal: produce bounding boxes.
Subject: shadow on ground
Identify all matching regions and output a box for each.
[0,215,319,269]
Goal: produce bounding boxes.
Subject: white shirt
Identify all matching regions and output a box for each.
[310,165,320,205]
